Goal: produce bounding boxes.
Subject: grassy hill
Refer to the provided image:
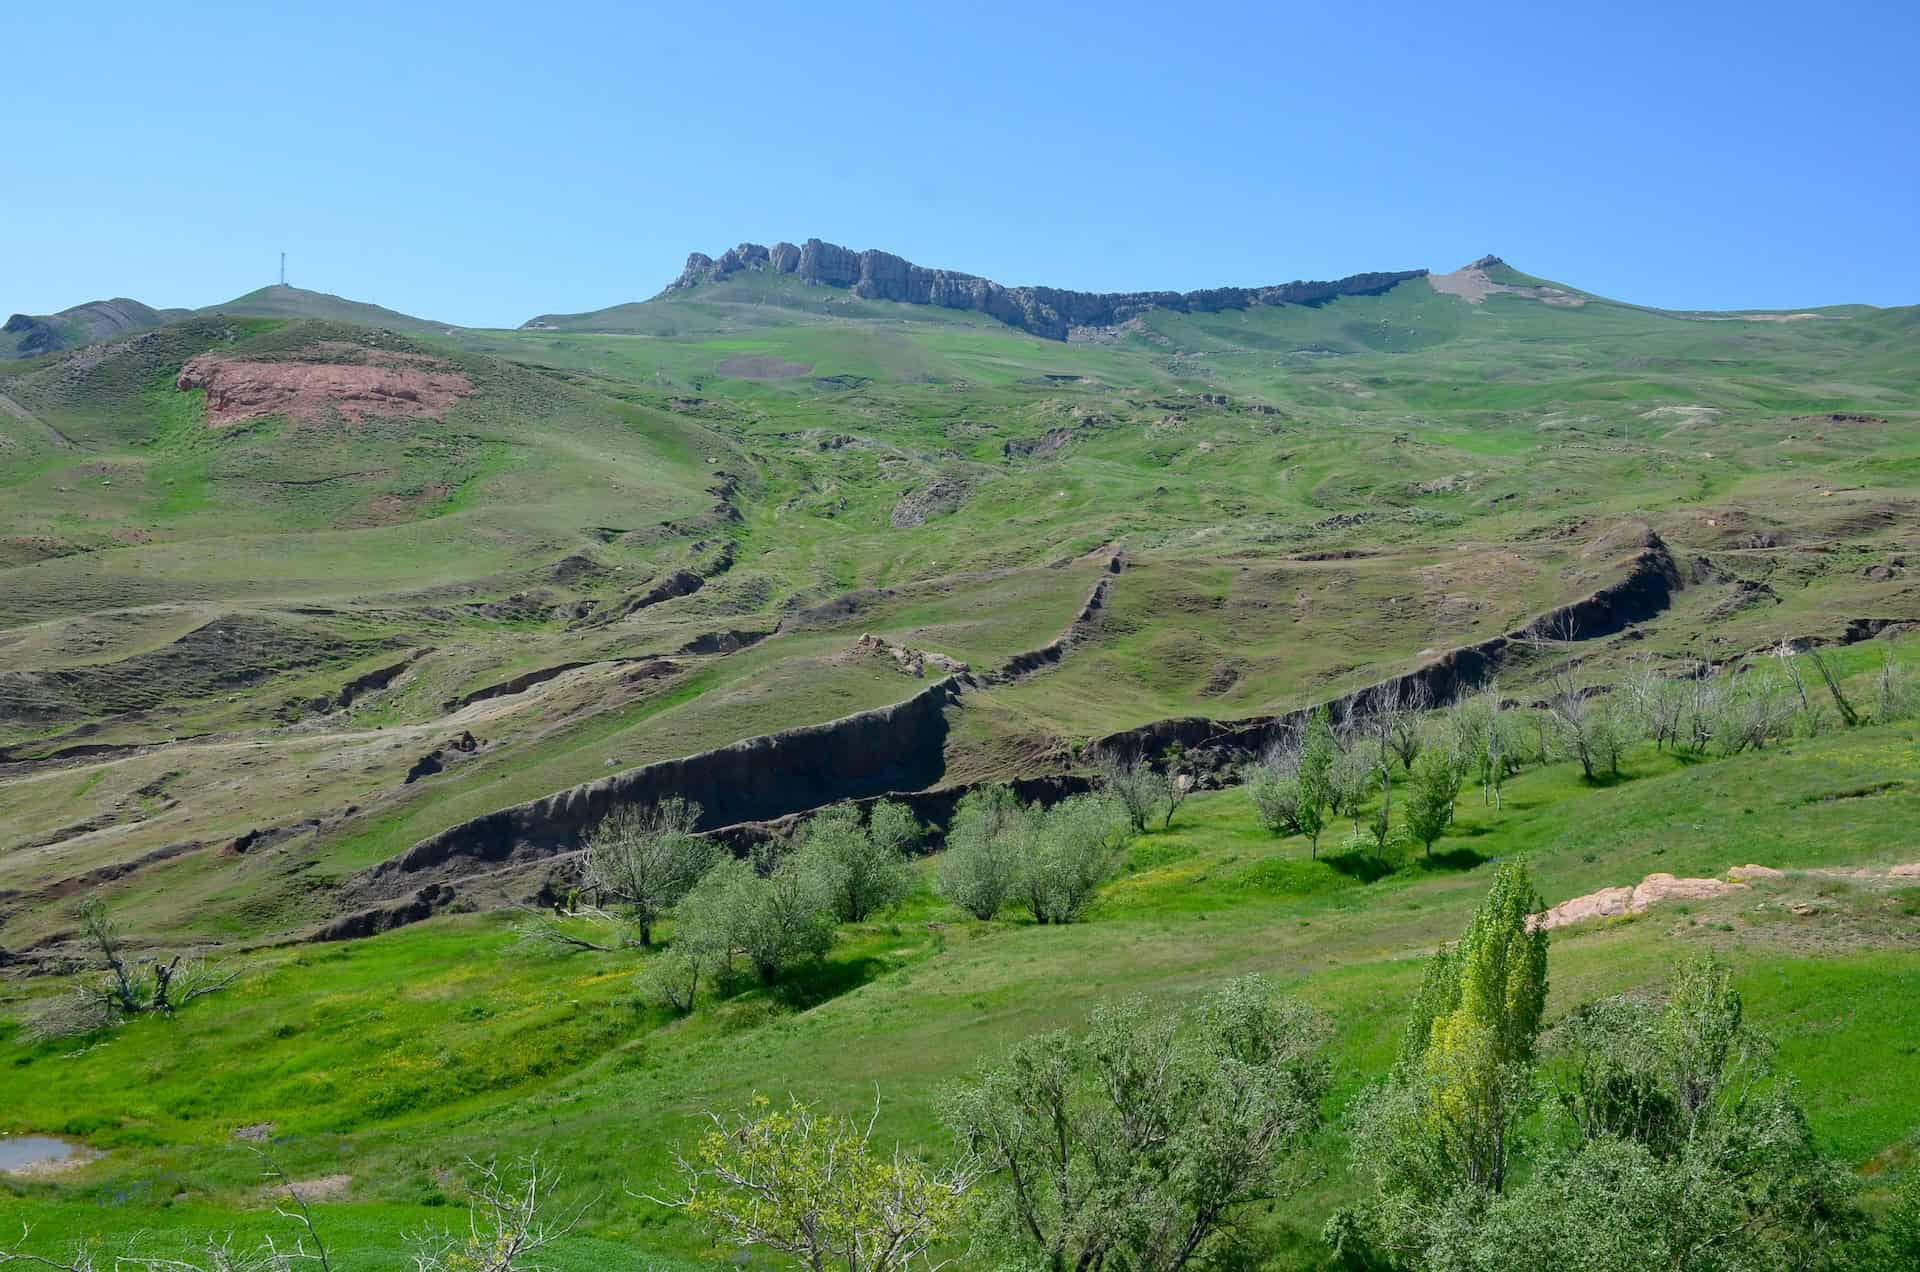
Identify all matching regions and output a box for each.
[198,284,452,333]
[0,297,184,359]
[1,255,1917,1266]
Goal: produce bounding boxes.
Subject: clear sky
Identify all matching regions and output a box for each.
[6,1,1916,327]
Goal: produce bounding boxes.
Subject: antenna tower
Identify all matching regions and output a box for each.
[280,252,287,287]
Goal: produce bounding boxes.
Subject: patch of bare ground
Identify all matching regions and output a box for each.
[177,348,472,425]
[273,1174,352,1203]
[1537,863,1920,938]
[1689,312,1840,322]
[1426,257,1585,306]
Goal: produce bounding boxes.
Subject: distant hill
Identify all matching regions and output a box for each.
[198,284,451,333]
[0,297,185,359]
[525,237,1428,340]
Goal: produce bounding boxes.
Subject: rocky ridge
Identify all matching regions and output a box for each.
[2,298,180,359]
[663,238,1428,341]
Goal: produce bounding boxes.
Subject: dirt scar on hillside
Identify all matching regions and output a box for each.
[176,350,472,426]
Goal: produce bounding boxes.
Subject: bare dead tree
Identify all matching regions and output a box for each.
[30,897,241,1041]
[509,903,625,954]
[1802,647,1860,728]
[408,1156,593,1272]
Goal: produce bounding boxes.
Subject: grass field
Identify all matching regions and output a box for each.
[4,714,1918,1267]
[1,260,1916,1267]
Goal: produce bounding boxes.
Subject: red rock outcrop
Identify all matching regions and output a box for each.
[177,349,471,425]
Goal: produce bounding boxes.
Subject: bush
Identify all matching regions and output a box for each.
[943,976,1328,1271]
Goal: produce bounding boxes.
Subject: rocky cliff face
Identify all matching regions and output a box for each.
[666,239,1427,341]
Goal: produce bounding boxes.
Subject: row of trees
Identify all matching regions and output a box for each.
[1241,644,1918,863]
[562,796,926,1012]
[537,786,1133,1014]
[660,863,1920,1271]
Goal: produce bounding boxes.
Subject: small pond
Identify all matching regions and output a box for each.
[0,1135,82,1171]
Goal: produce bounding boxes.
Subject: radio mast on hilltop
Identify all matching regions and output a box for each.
[279,252,287,287]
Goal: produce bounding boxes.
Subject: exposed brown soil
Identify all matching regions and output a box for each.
[177,349,472,425]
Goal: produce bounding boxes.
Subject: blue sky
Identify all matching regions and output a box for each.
[5,1,1915,327]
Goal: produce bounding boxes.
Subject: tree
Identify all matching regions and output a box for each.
[637,933,725,1015]
[1244,734,1328,857]
[942,976,1328,1272]
[1017,793,1124,924]
[1879,1158,1920,1268]
[1325,739,1377,840]
[1366,678,1431,773]
[29,896,239,1040]
[1160,758,1191,830]
[798,800,920,923]
[1336,862,1548,1262]
[647,1094,980,1272]
[408,1155,591,1272]
[936,785,1027,920]
[1405,745,1463,859]
[1625,656,1687,753]
[742,855,838,986]
[676,854,836,988]
[1098,752,1169,834]
[1462,953,1863,1271]
[1875,647,1916,723]
[581,797,715,946]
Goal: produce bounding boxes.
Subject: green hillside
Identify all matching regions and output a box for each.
[1,255,1917,1268]
[0,297,182,359]
[199,284,451,332]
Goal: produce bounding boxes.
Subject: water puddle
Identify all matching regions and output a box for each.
[0,1135,85,1172]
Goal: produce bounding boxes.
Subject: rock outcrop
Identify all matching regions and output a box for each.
[177,347,472,425]
[665,239,1427,341]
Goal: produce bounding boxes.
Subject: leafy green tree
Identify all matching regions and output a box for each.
[1246,709,1339,858]
[1464,953,1863,1271]
[936,784,1027,920]
[1245,763,1324,862]
[1881,1159,1920,1268]
[1336,861,1548,1260]
[1405,746,1464,858]
[1099,752,1169,833]
[677,854,836,988]
[582,797,716,946]
[650,1094,980,1272]
[943,976,1328,1272]
[1018,793,1125,924]
[798,800,920,923]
